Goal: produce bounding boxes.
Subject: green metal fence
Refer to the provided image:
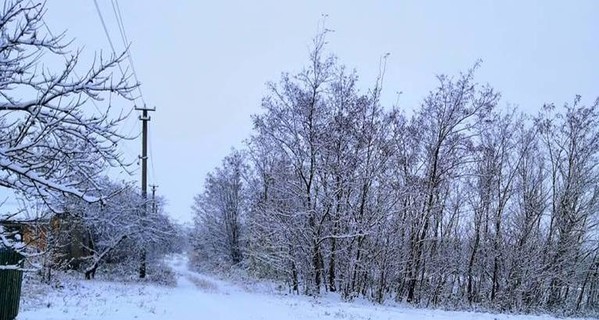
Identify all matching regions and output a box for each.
[0,247,24,320]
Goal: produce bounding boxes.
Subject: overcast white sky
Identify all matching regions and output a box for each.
[39,0,598,224]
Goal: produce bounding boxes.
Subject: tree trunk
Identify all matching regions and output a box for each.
[328,236,337,292]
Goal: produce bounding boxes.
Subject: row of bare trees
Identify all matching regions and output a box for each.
[48,178,178,280]
[191,34,599,315]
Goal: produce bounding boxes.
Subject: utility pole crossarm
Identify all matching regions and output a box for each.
[135,105,156,111]
[135,105,156,120]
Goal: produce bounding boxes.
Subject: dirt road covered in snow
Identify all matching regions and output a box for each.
[17,255,588,320]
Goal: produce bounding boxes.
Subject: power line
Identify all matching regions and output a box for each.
[108,0,154,183]
[91,0,155,187]
[148,123,157,183]
[92,0,127,78]
[110,0,146,106]
[111,0,129,44]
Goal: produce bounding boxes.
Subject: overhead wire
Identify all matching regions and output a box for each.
[92,0,127,79]
[91,0,147,165]
[107,0,157,184]
[103,0,143,139]
[92,0,154,175]
[110,0,146,107]
[148,124,157,183]
[111,0,129,44]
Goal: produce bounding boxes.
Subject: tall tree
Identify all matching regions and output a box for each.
[192,150,248,267]
[539,97,599,309]
[402,66,500,303]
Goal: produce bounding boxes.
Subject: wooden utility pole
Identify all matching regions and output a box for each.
[135,105,155,279]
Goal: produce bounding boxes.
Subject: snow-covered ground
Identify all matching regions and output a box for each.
[17,256,589,320]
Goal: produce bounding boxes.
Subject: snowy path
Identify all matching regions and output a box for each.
[17,255,588,320]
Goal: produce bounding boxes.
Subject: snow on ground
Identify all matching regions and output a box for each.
[17,255,590,320]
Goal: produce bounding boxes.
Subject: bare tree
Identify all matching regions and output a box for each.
[538,97,599,310]
[192,150,248,268]
[0,0,136,211]
[402,65,500,303]
[51,177,177,280]
[249,30,336,295]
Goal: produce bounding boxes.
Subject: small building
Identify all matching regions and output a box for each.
[0,219,49,252]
